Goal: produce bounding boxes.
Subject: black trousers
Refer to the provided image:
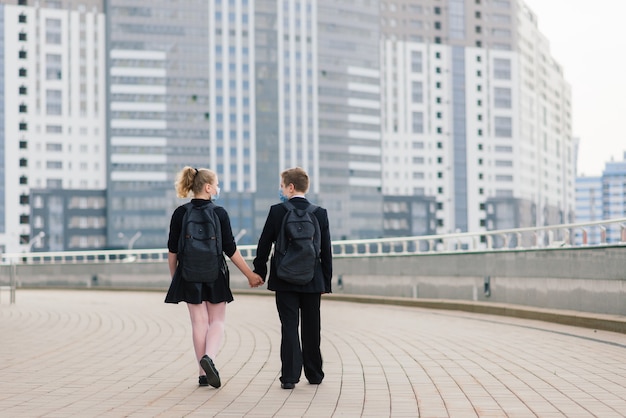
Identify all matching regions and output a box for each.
[275,291,324,384]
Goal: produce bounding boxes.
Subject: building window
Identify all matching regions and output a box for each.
[412,112,424,134]
[19,122,27,131]
[495,116,513,137]
[412,81,423,103]
[46,18,62,44]
[435,37,441,44]
[19,104,27,113]
[46,54,62,80]
[434,22,441,29]
[411,51,423,73]
[46,161,63,169]
[19,32,27,41]
[20,176,28,185]
[20,215,29,224]
[19,68,27,77]
[46,89,62,115]
[19,158,28,167]
[19,13,27,23]
[19,50,27,59]
[19,140,27,149]
[494,87,512,108]
[18,0,28,5]
[20,194,29,205]
[19,85,27,95]
[494,58,511,80]
[475,26,481,34]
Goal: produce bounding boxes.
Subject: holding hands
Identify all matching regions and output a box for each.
[247,272,264,288]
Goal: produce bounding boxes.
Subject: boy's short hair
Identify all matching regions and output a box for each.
[281,167,309,193]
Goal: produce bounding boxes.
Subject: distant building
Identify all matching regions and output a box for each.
[0,0,106,254]
[575,176,602,244]
[30,189,107,251]
[575,152,626,244]
[379,0,575,238]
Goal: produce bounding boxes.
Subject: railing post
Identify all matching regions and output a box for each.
[600,226,606,244]
[10,260,16,304]
[563,229,570,246]
[582,228,588,245]
[621,224,626,243]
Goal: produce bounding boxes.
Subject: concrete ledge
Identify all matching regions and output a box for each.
[324,293,626,334]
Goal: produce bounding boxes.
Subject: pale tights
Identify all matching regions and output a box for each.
[187,301,226,375]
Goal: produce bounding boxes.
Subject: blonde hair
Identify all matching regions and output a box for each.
[281,167,309,193]
[175,166,217,198]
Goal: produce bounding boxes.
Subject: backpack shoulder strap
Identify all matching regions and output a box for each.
[305,204,319,214]
[178,202,195,254]
[281,201,296,211]
[202,201,222,253]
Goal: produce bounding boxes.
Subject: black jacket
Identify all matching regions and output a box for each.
[253,197,332,293]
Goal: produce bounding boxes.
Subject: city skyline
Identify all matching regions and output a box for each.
[0,0,612,253]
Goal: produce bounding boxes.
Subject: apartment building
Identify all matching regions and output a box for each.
[107,0,384,247]
[380,0,575,239]
[0,0,106,253]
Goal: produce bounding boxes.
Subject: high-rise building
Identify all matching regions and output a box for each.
[106,0,383,249]
[380,0,575,238]
[0,0,106,253]
[316,1,383,240]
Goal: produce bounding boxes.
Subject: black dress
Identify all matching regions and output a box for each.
[165,199,235,304]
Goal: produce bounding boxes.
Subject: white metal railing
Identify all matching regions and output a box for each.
[2,217,626,266]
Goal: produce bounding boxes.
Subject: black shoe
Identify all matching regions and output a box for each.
[281,382,295,389]
[200,355,221,388]
[308,380,322,385]
[198,375,209,386]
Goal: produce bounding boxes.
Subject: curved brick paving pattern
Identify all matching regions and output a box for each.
[1,290,625,417]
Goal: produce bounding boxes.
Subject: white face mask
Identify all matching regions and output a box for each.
[212,186,221,201]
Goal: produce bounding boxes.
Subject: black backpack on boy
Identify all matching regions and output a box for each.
[273,201,321,285]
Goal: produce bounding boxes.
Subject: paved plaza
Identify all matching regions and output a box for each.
[1,289,625,417]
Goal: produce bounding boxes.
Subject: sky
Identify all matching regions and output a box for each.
[523,0,626,177]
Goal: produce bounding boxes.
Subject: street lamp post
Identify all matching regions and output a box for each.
[28,231,46,252]
[118,231,142,249]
